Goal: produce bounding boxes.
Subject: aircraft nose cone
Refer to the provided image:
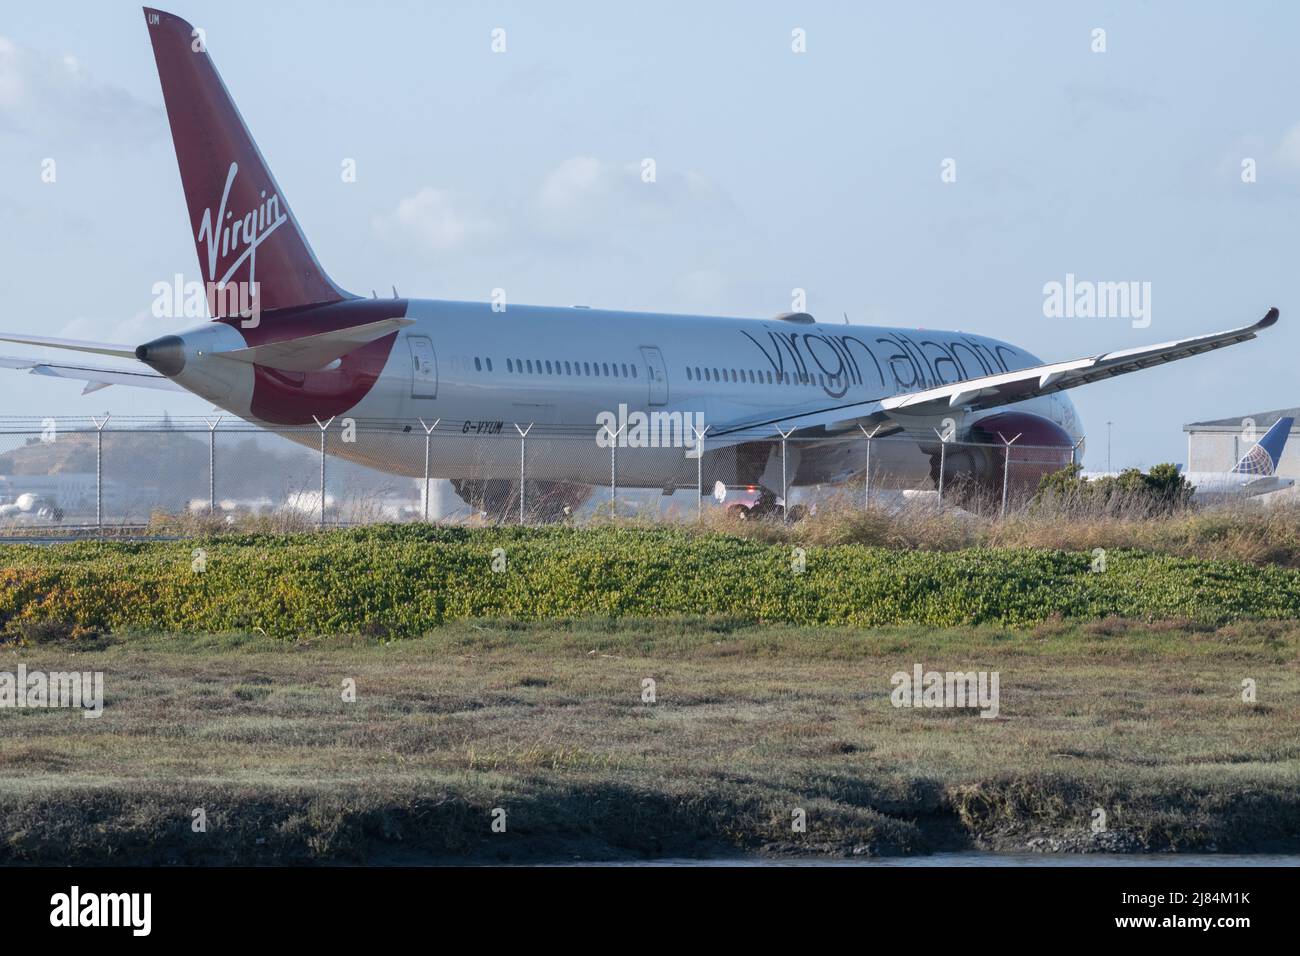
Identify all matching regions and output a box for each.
[135,335,186,376]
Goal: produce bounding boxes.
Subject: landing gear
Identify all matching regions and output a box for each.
[723,487,807,521]
[449,478,592,523]
[745,487,781,519]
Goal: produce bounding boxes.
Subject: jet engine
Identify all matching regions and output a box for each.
[928,412,1077,502]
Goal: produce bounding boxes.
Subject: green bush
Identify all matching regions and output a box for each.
[2,526,1298,636]
[1033,463,1194,516]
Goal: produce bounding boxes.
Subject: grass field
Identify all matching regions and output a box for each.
[2,617,1297,864]
[6,525,1300,636]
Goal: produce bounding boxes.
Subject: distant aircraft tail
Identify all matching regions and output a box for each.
[143,7,348,315]
[1231,416,1294,475]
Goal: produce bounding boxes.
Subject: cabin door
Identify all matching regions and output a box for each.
[408,336,438,399]
[640,346,668,406]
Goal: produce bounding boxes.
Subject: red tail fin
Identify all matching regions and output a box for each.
[144,7,348,315]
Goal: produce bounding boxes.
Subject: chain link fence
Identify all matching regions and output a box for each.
[0,416,1078,531]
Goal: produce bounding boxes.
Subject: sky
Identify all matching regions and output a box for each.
[0,0,1297,469]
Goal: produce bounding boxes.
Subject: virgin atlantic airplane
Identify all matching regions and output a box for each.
[0,8,1280,517]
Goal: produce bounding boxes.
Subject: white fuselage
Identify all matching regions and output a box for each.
[162,299,1085,489]
[1181,472,1294,501]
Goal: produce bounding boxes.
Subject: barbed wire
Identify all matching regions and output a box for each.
[0,415,1079,452]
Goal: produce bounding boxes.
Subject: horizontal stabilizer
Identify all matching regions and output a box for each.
[0,355,182,392]
[0,332,137,359]
[210,317,414,371]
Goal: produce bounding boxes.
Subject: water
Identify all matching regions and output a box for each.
[560,853,1300,867]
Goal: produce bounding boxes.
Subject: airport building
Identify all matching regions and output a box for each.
[1184,407,1300,492]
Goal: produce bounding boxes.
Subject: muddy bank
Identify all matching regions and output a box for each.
[3,777,1298,866]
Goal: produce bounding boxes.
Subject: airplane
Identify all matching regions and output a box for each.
[1184,416,1294,501]
[1183,416,1295,501]
[0,7,1283,519]
[1085,416,1294,502]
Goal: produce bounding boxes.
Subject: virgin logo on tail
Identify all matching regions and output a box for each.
[195,161,288,289]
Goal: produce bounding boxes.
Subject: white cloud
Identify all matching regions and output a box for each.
[1274,122,1300,170]
[532,156,736,242]
[536,156,608,213]
[59,309,180,348]
[0,35,162,148]
[368,157,743,275]
[372,187,498,255]
[675,268,730,310]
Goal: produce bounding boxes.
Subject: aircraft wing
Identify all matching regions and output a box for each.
[883,308,1277,415]
[0,355,183,393]
[707,401,895,441]
[703,308,1278,444]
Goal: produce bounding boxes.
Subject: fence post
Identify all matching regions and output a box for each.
[205,416,222,514]
[932,426,949,510]
[419,418,440,522]
[776,427,795,521]
[691,424,710,522]
[312,415,334,529]
[997,431,1022,519]
[858,424,880,509]
[605,422,625,505]
[92,414,110,530]
[514,423,532,525]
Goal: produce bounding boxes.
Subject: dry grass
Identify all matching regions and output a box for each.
[1,617,1297,862]
[102,485,1300,571]
[645,496,1300,568]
